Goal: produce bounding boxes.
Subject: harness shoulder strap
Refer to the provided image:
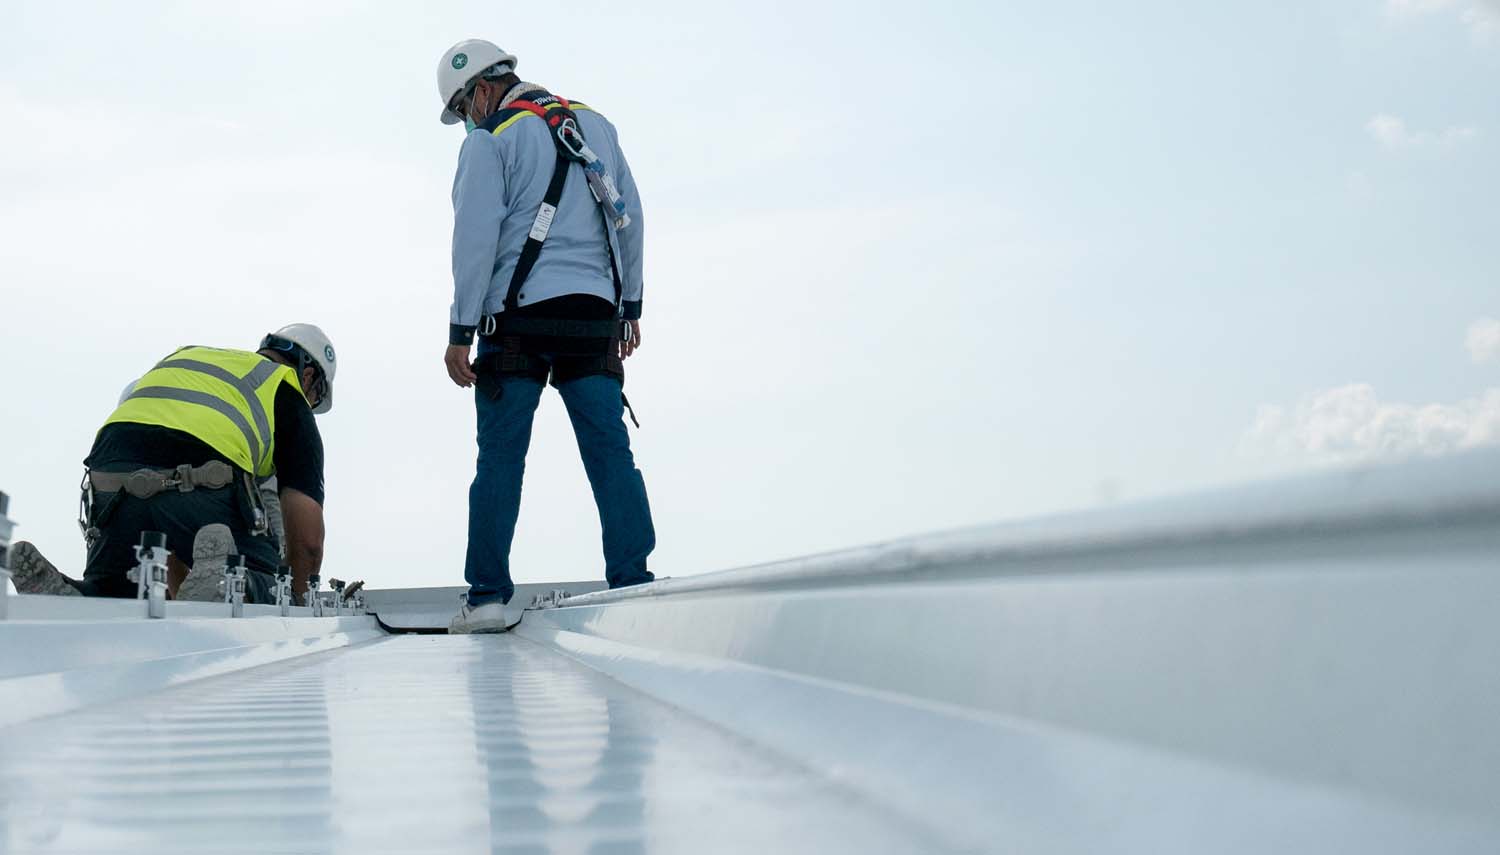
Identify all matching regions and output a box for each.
[503,154,570,313]
[486,90,625,324]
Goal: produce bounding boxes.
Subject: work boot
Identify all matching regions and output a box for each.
[7,542,82,596]
[177,524,236,602]
[448,595,514,634]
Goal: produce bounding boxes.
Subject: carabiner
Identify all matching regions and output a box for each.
[555,118,588,161]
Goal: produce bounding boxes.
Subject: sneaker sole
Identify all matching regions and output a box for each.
[177,525,236,602]
[448,614,518,634]
[7,542,81,596]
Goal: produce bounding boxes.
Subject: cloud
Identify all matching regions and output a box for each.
[1366,113,1479,149]
[1385,0,1500,42]
[1463,0,1500,39]
[1242,318,1500,463]
[1242,384,1500,463]
[1468,317,1500,363]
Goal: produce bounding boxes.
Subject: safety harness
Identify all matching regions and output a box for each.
[471,90,641,427]
[477,90,630,342]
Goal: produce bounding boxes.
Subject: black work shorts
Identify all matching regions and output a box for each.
[82,475,279,602]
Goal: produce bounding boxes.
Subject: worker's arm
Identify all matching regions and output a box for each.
[279,486,323,596]
[599,117,643,361]
[606,121,644,322]
[448,131,508,352]
[268,383,325,596]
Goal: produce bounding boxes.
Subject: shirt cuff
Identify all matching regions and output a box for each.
[621,300,642,321]
[449,324,477,346]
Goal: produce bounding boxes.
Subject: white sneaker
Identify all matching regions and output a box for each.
[448,597,513,634]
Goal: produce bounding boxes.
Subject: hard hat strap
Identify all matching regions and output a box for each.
[260,335,327,408]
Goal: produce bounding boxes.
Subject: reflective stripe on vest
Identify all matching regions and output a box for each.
[102,347,301,477]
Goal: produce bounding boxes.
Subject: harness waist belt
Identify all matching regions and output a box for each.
[482,315,619,339]
[89,461,237,499]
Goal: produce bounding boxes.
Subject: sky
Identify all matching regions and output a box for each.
[1,0,1496,590]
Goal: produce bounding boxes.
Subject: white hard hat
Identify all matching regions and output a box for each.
[262,323,337,415]
[437,39,518,125]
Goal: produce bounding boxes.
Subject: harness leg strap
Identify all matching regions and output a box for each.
[622,393,640,429]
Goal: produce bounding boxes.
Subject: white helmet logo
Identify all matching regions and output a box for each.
[324,345,336,363]
[452,53,468,69]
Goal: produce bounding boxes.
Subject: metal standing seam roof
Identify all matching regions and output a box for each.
[1,446,1498,853]
[1,634,933,854]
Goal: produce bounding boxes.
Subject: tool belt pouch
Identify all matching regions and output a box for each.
[89,460,236,499]
[238,472,269,536]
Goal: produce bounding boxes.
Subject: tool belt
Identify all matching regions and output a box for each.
[88,461,236,499]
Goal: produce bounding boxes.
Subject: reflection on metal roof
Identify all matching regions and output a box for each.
[1,447,1498,853]
[2,635,929,853]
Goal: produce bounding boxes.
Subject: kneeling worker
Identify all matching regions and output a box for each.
[11,324,334,603]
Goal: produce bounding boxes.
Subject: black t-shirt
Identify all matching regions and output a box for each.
[87,382,325,505]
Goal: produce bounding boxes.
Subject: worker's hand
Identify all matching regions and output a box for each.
[445,344,477,387]
[619,320,642,360]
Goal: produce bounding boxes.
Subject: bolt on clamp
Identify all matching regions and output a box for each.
[529,588,572,609]
[275,564,292,617]
[131,531,170,619]
[225,557,246,618]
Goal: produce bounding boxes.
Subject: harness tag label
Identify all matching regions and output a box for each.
[529,203,557,242]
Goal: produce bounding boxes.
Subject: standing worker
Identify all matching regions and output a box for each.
[437,39,655,634]
[8,326,334,604]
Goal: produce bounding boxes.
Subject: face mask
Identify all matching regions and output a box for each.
[465,85,496,131]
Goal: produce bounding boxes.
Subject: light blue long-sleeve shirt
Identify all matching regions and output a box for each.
[449,101,644,343]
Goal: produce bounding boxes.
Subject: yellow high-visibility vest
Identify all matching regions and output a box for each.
[102,346,303,477]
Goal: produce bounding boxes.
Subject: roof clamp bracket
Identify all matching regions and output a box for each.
[224,557,246,618]
[528,588,572,610]
[328,579,346,617]
[275,564,292,617]
[129,531,170,619]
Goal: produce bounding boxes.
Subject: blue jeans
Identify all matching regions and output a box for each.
[464,372,655,606]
